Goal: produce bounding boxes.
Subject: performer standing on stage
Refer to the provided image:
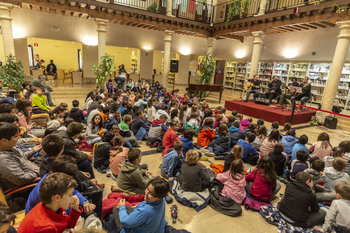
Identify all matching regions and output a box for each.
[244,75,261,102]
[295,77,311,111]
[265,76,282,104]
[278,77,300,106]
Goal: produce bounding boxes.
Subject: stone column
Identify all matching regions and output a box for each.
[163,30,173,88]
[95,19,109,63]
[257,0,267,16]
[322,21,350,112]
[206,37,216,56]
[249,31,264,79]
[0,3,15,57]
[166,0,173,17]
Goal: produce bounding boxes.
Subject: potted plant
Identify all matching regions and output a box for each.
[0,54,25,97]
[241,0,251,17]
[147,2,159,12]
[196,52,215,97]
[225,0,240,27]
[91,53,116,88]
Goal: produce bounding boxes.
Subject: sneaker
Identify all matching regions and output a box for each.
[204,152,215,157]
[49,103,56,107]
[165,196,173,204]
[199,155,208,161]
[170,205,178,223]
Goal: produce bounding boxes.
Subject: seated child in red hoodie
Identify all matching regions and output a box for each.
[162,120,180,155]
[18,172,82,233]
[245,156,281,202]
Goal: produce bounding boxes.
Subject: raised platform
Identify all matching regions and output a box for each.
[224,100,316,125]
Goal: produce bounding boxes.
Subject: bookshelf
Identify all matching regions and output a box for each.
[131,51,138,73]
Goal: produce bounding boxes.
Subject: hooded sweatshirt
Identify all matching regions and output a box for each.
[323,167,350,192]
[147,120,168,139]
[69,107,84,123]
[281,135,298,155]
[197,126,216,147]
[304,168,324,186]
[239,119,251,132]
[229,126,245,146]
[216,171,246,204]
[180,136,194,156]
[322,199,350,233]
[268,151,286,176]
[116,161,151,192]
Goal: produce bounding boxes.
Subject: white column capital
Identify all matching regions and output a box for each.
[252,31,264,44]
[164,30,173,42]
[0,3,14,21]
[336,20,350,39]
[95,18,109,33]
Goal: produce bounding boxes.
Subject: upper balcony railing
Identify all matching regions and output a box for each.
[102,0,323,24]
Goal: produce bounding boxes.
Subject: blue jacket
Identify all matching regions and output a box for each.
[118,106,127,118]
[131,116,150,135]
[208,133,231,154]
[105,117,119,131]
[120,199,167,233]
[25,173,87,215]
[237,139,259,160]
[291,143,310,161]
[161,150,184,178]
[180,136,194,156]
[281,135,298,155]
[229,126,245,146]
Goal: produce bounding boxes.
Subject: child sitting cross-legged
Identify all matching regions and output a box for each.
[316,157,350,202]
[32,87,51,113]
[223,145,243,172]
[216,159,246,204]
[86,113,105,145]
[304,159,325,191]
[162,120,180,155]
[268,143,286,176]
[180,128,211,161]
[278,171,326,228]
[314,184,350,232]
[197,118,216,148]
[109,135,129,178]
[93,131,115,172]
[180,149,215,192]
[245,156,281,202]
[161,140,185,180]
[237,133,259,166]
[18,172,83,233]
[290,149,310,180]
[116,149,152,194]
[207,124,231,157]
[39,134,65,177]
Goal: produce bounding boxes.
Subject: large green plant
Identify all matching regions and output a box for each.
[91,53,116,87]
[0,54,25,92]
[197,52,215,84]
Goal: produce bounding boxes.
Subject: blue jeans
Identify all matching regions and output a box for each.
[299,96,310,110]
[114,77,126,91]
[245,89,259,101]
[135,127,147,140]
[44,89,53,105]
[124,140,132,149]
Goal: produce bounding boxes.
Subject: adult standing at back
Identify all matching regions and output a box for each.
[115,64,127,91]
[31,74,55,107]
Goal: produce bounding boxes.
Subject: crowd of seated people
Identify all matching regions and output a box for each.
[0,76,350,233]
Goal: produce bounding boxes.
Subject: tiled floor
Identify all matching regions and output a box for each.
[50,82,347,233]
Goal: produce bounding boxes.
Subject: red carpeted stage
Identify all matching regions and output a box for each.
[225,100,316,125]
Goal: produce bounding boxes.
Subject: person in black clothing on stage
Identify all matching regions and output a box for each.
[265,76,282,104]
[295,76,311,111]
[244,75,261,102]
[278,77,300,106]
[46,60,57,80]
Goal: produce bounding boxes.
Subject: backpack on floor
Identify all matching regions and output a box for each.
[254,97,270,105]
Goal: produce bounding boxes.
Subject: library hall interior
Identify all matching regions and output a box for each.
[1,0,350,232]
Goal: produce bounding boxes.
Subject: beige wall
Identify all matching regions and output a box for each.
[153,50,163,75]
[106,46,140,74]
[14,38,30,77]
[178,55,190,85]
[82,45,98,80]
[140,50,153,81]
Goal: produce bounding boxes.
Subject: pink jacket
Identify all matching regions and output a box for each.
[17,112,32,132]
[259,138,278,157]
[239,119,251,132]
[109,147,129,176]
[216,171,246,204]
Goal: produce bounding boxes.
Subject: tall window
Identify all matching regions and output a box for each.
[28,45,34,66]
[78,49,82,70]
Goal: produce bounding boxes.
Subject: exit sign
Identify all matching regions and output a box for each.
[34,43,38,47]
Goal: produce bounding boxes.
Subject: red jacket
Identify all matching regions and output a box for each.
[18,202,82,233]
[245,168,276,202]
[162,128,179,155]
[197,126,216,147]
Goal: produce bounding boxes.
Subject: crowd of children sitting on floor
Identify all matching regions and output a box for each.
[0,77,350,233]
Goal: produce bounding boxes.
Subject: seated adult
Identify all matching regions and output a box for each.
[244,74,261,102]
[295,77,311,110]
[265,76,282,104]
[31,74,55,107]
[54,122,95,178]
[131,109,151,140]
[114,177,169,233]
[278,77,300,106]
[0,122,41,211]
[46,60,57,80]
